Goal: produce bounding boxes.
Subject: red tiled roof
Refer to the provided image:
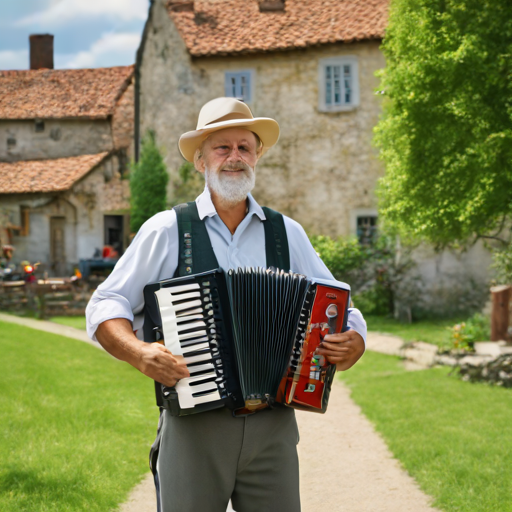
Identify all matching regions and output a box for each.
[168,0,388,57]
[0,66,133,120]
[0,152,109,194]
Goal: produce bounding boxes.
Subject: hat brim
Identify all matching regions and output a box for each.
[178,117,280,162]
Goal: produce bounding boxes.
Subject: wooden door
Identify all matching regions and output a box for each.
[50,217,66,276]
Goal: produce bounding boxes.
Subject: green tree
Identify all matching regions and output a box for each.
[130,131,169,233]
[169,161,205,207]
[375,0,512,247]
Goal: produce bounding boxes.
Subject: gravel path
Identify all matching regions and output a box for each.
[0,313,439,511]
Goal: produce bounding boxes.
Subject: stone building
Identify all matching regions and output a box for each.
[136,0,493,308]
[0,36,134,275]
[137,0,388,238]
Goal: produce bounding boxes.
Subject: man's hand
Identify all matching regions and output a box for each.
[315,329,365,371]
[95,318,189,387]
[138,342,190,387]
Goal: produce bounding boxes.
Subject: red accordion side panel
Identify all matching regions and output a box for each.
[278,284,350,411]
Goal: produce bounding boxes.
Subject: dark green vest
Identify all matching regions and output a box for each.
[173,201,290,275]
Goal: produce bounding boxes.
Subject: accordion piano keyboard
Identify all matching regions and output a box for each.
[155,281,226,410]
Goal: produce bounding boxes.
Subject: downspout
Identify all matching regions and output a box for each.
[134,0,155,162]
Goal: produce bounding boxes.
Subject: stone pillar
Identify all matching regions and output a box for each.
[490,285,511,342]
[29,34,54,70]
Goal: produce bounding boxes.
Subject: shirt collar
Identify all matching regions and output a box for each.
[195,186,266,221]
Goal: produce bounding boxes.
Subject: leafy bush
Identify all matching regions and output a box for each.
[309,233,422,318]
[448,313,491,352]
[130,130,169,233]
[308,235,365,282]
[169,161,205,207]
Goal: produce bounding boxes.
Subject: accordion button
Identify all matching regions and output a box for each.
[186,267,192,273]
[184,233,191,238]
[185,258,193,264]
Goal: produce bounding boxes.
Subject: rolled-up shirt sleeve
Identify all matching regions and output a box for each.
[86,210,179,341]
[284,216,367,345]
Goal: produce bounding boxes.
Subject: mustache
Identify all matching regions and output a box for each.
[221,161,252,172]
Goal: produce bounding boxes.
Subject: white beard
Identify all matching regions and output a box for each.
[205,164,255,207]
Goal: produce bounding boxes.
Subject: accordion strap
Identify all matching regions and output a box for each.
[261,206,290,271]
[173,202,290,276]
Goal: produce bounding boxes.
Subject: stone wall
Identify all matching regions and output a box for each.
[140,0,384,236]
[0,119,113,162]
[112,82,135,156]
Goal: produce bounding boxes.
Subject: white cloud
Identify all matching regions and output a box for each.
[61,32,140,69]
[0,50,29,70]
[16,0,148,27]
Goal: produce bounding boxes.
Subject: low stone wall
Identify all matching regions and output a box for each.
[458,354,512,388]
[0,280,91,318]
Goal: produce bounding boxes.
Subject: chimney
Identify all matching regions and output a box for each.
[29,34,54,70]
[168,0,194,13]
[258,0,285,12]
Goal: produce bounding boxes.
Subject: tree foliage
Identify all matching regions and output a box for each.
[375,0,512,246]
[169,161,205,208]
[130,130,169,233]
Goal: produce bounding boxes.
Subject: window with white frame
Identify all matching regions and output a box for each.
[225,70,253,103]
[318,57,359,111]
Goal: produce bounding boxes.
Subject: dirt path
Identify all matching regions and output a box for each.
[0,314,438,511]
[119,378,439,512]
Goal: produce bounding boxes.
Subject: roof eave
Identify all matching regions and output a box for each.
[188,36,384,58]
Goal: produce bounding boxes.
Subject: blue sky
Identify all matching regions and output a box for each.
[0,0,149,70]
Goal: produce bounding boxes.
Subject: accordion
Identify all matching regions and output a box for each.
[143,268,350,416]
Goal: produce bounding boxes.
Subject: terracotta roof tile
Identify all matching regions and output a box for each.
[0,66,134,120]
[168,0,388,56]
[0,152,109,194]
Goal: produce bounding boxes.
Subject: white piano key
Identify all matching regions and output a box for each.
[176,314,204,323]
[166,283,200,294]
[190,381,218,394]
[184,352,212,365]
[176,307,203,317]
[179,329,208,341]
[180,336,209,348]
[192,390,221,405]
[169,291,201,303]
[177,321,207,332]
[173,299,203,312]
[182,342,210,354]
[188,362,215,374]
[154,289,181,355]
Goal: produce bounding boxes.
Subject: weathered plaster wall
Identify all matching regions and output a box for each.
[0,119,113,162]
[0,194,77,271]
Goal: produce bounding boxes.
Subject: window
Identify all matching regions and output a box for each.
[225,71,253,103]
[356,216,378,245]
[35,119,45,132]
[318,57,359,112]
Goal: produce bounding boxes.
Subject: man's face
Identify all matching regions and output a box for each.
[197,128,260,206]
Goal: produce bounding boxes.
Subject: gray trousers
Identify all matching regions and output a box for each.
[155,405,301,512]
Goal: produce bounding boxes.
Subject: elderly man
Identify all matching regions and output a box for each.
[86,97,366,512]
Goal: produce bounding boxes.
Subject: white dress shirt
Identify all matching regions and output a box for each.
[86,189,367,344]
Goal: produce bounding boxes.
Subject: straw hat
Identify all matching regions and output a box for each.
[178,97,280,162]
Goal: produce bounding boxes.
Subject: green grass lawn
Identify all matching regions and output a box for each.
[365,314,462,348]
[49,316,87,330]
[0,321,159,512]
[339,351,512,512]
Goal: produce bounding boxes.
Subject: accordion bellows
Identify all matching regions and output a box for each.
[143,268,350,416]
